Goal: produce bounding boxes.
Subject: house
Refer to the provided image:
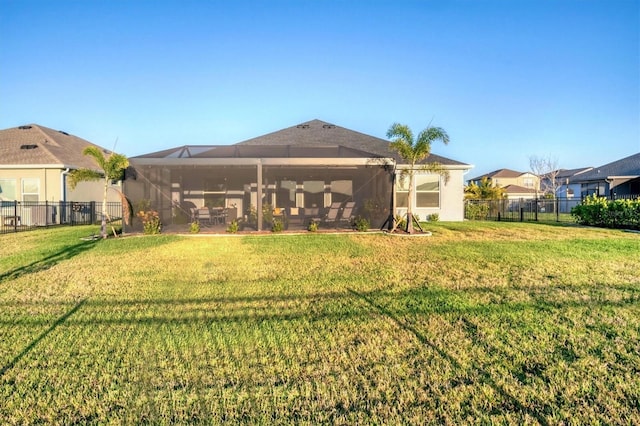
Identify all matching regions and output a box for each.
[0,124,121,226]
[571,152,640,198]
[548,167,593,199]
[468,169,540,200]
[125,119,473,230]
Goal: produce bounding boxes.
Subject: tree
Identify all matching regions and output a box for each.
[529,155,560,197]
[464,176,506,199]
[387,123,450,234]
[68,147,129,239]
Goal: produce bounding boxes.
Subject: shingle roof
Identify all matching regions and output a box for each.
[236,119,470,167]
[469,168,525,181]
[571,152,640,182]
[503,184,536,194]
[554,167,593,180]
[0,124,110,170]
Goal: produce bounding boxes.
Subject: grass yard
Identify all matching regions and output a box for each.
[1,222,639,424]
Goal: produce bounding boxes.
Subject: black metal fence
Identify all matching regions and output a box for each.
[465,195,640,224]
[465,197,583,223]
[0,201,123,235]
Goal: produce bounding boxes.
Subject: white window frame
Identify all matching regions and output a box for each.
[415,174,441,208]
[22,178,40,202]
[0,178,17,201]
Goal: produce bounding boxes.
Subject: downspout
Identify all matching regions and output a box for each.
[60,168,70,226]
[60,168,70,202]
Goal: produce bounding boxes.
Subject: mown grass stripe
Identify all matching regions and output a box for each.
[347,287,551,425]
[0,298,87,377]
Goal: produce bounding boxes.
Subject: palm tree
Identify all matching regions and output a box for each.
[68,147,129,239]
[464,177,505,199]
[387,123,450,234]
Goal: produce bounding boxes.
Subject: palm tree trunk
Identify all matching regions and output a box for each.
[406,171,415,234]
[101,178,108,239]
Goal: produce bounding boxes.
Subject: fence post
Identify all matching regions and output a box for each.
[13,201,18,232]
[90,201,96,225]
[520,207,524,222]
[534,198,538,222]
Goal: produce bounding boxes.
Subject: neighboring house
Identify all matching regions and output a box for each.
[549,167,593,199]
[468,169,540,200]
[0,124,121,225]
[571,152,640,198]
[126,119,473,230]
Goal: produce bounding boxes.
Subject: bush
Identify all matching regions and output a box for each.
[307,221,319,232]
[271,219,284,233]
[189,221,200,234]
[465,203,490,220]
[226,220,239,234]
[353,216,370,232]
[571,195,640,229]
[428,213,439,222]
[136,210,162,234]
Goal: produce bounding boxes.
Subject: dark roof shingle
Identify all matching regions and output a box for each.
[571,152,640,182]
[0,124,110,170]
[236,119,470,167]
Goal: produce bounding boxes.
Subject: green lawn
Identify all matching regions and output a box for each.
[1,223,639,424]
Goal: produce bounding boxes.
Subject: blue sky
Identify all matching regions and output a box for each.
[1,0,638,177]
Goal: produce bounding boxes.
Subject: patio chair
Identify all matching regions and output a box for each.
[322,202,343,225]
[339,201,356,223]
[211,208,226,225]
[197,207,212,225]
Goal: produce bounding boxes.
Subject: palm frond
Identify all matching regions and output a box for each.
[68,169,103,189]
[82,146,108,170]
[386,123,414,145]
[105,153,129,181]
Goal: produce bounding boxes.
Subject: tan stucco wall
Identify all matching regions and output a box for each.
[0,168,118,202]
[493,173,540,190]
[0,168,63,202]
[68,180,121,203]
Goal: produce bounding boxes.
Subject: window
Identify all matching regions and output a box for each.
[277,180,296,207]
[0,179,17,200]
[303,181,324,208]
[523,177,534,188]
[331,180,352,204]
[395,176,409,208]
[416,175,440,208]
[22,178,40,202]
[203,178,225,207]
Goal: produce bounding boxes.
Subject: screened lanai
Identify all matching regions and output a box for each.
[125,144,394,231]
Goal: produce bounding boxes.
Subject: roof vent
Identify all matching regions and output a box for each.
[18,125,32,130]
[58,130,69,135]
[20,144,38,150]
[322,124,335,129]
[296,124,310,129]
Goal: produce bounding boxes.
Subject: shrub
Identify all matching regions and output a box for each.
[189,221,200,234]
[307,221,319,232]
[353,216,370,232]
[226,220,239,233]
[465,202,490,220]
[571,195,640,229]
[271,218,284,233]
[136,210,162,234]
[428,213,440,222]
